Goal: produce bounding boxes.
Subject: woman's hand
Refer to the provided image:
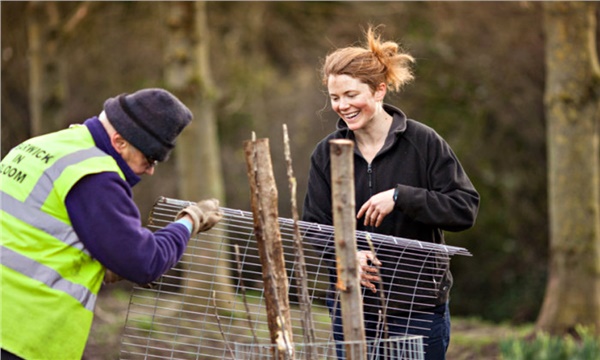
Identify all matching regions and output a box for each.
[357,188,395,227]
[357,250,382,293]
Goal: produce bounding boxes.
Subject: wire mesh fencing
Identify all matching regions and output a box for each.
[233,336,425,360]
[119,197,471,360]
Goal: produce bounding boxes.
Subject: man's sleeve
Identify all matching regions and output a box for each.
[66,172,190,284]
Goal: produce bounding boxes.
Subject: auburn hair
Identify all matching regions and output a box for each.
[321,25,415,93]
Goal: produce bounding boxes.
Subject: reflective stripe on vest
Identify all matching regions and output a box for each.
[3,146,108,256]
[25,147,108,209]
[1,246,96,311]
[2,191,89,254]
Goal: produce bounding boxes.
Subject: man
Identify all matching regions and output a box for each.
[0,88,222,360]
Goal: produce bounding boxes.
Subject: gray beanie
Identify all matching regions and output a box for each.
[103,88,192,162]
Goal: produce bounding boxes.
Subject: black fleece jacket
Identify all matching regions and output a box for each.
[302,104,479,312]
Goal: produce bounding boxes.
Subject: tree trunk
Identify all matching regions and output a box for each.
[536,2,600,335]
[164,1,234,311]
[26,2,67,135]
[26,2,93,136]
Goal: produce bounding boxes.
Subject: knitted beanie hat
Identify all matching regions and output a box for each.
[103,88,192,162]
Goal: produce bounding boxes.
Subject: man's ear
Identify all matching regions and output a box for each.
[111,133,128,154]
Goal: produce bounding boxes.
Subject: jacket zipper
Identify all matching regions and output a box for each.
[367,163,373,197]
[367,163,376,231]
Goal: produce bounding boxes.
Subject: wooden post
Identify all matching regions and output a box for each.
[330,139,366,359]
[244,137,294,359]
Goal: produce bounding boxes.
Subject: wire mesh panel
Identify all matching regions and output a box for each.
[233,336,425,360]
[119,197,470,360]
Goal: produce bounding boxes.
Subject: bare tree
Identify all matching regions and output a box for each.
[26,2,92,135]
[536,2,600,335]
[164,1,234,311]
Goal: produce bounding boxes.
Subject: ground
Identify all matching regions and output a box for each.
[84,285,529,360]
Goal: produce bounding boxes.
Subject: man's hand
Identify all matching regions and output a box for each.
[175,198,223,235]
[357,250,382,293]
[103,269,157,288]
[103,269,123,285]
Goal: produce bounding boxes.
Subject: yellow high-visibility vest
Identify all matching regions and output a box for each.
[1,124,125,360]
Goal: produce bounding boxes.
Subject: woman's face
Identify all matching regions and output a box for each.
[327,74,385,131]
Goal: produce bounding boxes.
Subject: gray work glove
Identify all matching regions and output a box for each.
[175,198,223,235]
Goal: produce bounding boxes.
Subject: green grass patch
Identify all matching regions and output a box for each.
[499,326,600,360]
[448,317,533,359]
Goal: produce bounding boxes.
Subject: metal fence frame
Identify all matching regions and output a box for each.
[119,197,470,359]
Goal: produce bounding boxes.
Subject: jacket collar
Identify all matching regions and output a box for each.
[84,116,141,187]
[335,103,408,140]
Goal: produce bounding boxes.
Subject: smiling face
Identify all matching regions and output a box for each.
[327,74,387,132]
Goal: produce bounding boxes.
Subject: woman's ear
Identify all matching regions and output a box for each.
[374,82,387,102]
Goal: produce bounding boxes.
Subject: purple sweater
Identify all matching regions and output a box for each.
[65,117,190,285]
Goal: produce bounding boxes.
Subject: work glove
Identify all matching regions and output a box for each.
[175,198,223,235]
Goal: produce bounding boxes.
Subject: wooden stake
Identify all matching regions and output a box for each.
[330,139,366,360]
[244,137,295,359]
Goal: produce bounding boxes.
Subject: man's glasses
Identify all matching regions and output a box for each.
[145,155,158,168]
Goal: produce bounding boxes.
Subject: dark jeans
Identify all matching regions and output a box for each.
[328,298,450,360]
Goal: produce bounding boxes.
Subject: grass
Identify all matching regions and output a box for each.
[499,326,600,360]
[447,317,533,359]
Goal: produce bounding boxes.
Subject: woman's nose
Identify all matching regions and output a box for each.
[338,98,350,109]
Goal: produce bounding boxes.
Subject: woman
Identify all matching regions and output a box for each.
[302,26,480,359]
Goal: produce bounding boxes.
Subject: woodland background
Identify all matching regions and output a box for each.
[2,0,599,347]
